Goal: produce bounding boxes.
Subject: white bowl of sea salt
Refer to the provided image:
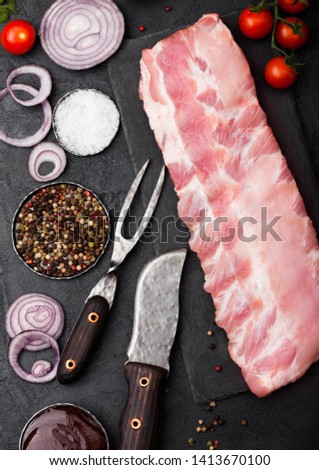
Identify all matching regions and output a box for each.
[53,89,120,157]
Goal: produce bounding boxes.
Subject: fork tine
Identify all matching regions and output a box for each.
[110,163,166,270]
[131,165,166,243]
[114,159,150,241]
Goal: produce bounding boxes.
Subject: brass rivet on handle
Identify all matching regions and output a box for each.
[66,359,76,370]
[130,418,142,430]
[88,312,99,323]
[139,377,150,387]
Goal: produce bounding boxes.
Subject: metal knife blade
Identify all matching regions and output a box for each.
[127,248,187,371]
[118,249,187,450]
[87,271,117,307]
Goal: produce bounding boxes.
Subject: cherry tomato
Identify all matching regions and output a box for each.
[239,8,274,39]
[265,57,297,89]
[1,20,36,55]
[278,0,311,14]
[275,17,309,49]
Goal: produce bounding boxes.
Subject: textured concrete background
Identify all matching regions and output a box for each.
[1,0,319,450]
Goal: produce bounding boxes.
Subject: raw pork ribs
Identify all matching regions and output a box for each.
[139,14,319,397]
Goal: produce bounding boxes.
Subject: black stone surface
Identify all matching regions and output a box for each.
[1,0,319,450]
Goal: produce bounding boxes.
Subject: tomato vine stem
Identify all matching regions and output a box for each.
[270,0,294,60]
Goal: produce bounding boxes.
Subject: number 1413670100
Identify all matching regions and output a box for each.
[191,454,271,466]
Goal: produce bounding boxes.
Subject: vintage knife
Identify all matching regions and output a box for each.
[118,249,187,450]
[57,161,165,384]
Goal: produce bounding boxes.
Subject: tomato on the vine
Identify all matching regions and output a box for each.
[278,0,311,14]
[265,56,297,89]
[275,17,309,49]
[239,8,274,39]
[1,20,36,55]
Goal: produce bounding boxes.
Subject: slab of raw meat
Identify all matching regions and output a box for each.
[139,13,319,397]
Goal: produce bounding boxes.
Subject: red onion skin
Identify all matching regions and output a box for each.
[8,331,60,383]
[6,293,64,351]
[39,1,125,70]
[6,65,52,107]
[0,84,52,147]
[28,142,67,182]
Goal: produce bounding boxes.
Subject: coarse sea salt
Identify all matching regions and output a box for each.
[53,89,120,156]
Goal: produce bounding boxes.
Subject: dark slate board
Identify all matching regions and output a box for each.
[108,10,319,404]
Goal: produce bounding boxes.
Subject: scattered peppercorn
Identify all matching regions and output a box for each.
[207,440,213,447]
[205,400,217,412]
[164,6,172,12]
[206,423,212,430]
[213,420,219,427]
[187,437,195,446]
[208,343,216,350]
[241,419,248,426]
[214,439,220,447]
[14,183,109,278]
[209,445,215,450]
[218,418,225,426]
[196,427,202,433]
[215,365,222,372]
[139,25,145,32]
[201,426,207,433]
[207,329,214,336]
[198,419,204,425]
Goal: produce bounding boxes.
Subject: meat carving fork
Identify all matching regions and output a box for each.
[57,160,165,383]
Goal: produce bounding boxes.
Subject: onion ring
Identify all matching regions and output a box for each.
[0,84,52,147]
[6,65,52,107]
[39,0,125,70]
[28,142,67,182]
[6,293,64,351]
[31,360,52,378]
[8,331,60,383]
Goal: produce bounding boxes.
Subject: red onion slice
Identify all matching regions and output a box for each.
[6,293,64,351]
[31,360,52,378]
[0,84,52,148]
[6,65,52,107]
[28,142,67,182]
[39,1,125,70]
[8,331,59,383]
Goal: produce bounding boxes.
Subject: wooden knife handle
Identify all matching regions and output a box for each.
[57,296,110,384]
[118,362,167,450]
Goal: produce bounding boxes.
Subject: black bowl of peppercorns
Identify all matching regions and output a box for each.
[13,182,110,279]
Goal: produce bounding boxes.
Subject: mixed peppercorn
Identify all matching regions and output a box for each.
[188,402,225,450]
[186,326,250,449]
[187,401,249,449]
[14,183,109,278]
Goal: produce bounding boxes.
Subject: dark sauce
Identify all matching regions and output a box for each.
[21,404,108,450]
